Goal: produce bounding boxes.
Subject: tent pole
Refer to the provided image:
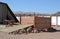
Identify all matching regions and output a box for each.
[56,16,58,27]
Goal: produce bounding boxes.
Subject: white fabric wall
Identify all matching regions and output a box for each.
[58,16,60,25]
[51,16,60,25]
[51,16,56,25]
[16,17,20,22]
[43,16,50,18]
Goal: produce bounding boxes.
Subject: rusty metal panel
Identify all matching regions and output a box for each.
[20,16,51,30]
[35,17,51,30]
[21,16,35,25]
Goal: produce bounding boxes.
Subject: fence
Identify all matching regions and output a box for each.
[20,16,51,30]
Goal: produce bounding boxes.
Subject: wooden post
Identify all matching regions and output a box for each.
[56,16,58,26]
[20,14,21,24]
[33,12,36,33]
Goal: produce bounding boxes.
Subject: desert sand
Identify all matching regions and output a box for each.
[0,26,60,39]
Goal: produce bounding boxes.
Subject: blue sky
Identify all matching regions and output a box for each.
[0,0,60,14]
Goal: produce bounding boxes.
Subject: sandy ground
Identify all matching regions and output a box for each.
[0,26,60,39]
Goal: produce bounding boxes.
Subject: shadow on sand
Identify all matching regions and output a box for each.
[47,27,60,32]
[37,27,60,33]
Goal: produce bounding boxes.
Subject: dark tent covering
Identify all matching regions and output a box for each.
[52,12,60,16]
[0,2,18,24]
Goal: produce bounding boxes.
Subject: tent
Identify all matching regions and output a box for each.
[0,2,18,24]
[51,12,60,26]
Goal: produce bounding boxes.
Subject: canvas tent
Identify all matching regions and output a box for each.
[51,12,60,26]
[0,2,18,24]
